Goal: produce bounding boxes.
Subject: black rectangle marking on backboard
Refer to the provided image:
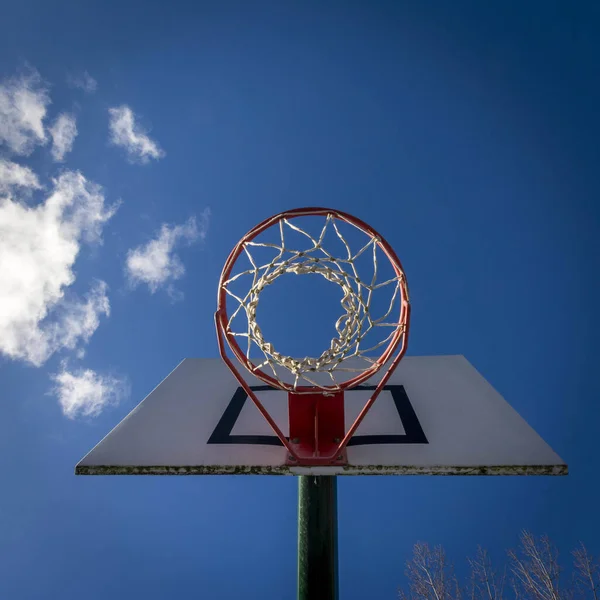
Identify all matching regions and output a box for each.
[207,385,428,446]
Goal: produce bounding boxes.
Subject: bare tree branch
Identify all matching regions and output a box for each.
[468,546,506,600]
[508,531,563,600]
[400,542,461,600]
[573,543,600,600]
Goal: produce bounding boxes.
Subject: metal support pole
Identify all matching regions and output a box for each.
[297,475,338,600]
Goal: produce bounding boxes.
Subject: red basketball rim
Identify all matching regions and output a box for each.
[215,207,410,392]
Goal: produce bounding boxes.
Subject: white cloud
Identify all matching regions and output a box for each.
[0,70,49,155]
[67,71,97,94]
[51,365,128,419]
[0,171,118,366]
[46,280,110,352]
[125,210,210,293]
[108,105,165,164]
[49,113,77,162]
[0,159,41,194]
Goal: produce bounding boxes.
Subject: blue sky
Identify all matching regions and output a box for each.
[1,1,599,599]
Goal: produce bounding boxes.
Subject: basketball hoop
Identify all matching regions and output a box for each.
[216,207,410,466]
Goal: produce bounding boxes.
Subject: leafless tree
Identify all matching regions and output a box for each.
[573,543,599,600]
[400,532,599,600]
[399,542,461,600]
[507,531,564,600]
[468,546,506,600]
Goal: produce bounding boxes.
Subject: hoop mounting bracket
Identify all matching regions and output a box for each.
[286,391,348,466]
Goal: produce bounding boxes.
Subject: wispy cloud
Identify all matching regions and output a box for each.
[51,365,129,419]
[67,71,97,94]
[49,113,77,162]
[0,69,50,155]
[0,171,118,366]
[47,281,111,352]
[0,159,41,194]
[125,209,210,294]
[108,105,165,164]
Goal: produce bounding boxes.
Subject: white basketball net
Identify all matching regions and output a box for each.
[221,213,407,390]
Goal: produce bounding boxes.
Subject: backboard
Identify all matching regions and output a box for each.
[76,355,566,476]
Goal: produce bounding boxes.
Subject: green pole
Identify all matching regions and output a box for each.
[297,475,338,600]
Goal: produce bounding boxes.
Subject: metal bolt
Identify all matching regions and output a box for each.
[288,455,297,461]
[291,438,300,444]
[333,438,341,443]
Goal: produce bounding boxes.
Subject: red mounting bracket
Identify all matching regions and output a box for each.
[286,391,348,466]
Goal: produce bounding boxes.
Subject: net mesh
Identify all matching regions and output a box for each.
[220,212,408,391]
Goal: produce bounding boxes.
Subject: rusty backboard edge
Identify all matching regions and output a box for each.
[75,464,568,476]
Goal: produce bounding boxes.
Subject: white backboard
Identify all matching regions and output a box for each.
[76,356,567,476]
